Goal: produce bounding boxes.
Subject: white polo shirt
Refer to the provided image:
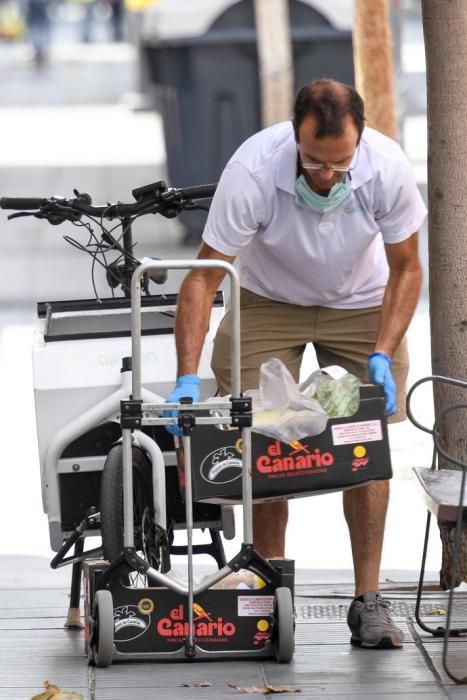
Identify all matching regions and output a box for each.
[202,122,427,309]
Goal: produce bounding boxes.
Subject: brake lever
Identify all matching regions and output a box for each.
[7,203,81,225]
[7,211,38,220]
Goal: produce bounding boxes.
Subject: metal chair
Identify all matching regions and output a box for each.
[407,375,467,684]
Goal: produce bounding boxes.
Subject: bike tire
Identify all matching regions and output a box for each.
[100,444,160,581]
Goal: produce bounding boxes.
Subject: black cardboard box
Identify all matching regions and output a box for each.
[186,385,392,503]
[109,584,277,655]
[84,561,294,657]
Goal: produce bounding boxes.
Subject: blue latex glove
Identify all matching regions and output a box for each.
[164,374,201,436]
[368,352,396,417]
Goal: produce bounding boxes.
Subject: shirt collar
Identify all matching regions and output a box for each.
[276,128,299,195]
[348,138,372,189]
[276,125,373,194]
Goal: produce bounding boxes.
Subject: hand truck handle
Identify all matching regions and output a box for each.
[129,259,241,401]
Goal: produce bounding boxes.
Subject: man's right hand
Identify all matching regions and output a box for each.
[164,375,201,436]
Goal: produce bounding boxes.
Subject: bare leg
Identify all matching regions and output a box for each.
[343,480,389,596]
[253,501,288,558]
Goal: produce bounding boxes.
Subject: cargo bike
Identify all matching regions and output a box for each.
[0,183,296,667]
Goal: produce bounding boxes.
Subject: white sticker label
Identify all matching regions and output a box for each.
[238,596,274,617]
[331,419,383,446]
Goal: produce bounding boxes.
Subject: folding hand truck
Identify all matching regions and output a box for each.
[87,259,296,666]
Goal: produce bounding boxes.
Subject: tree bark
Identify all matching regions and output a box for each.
[422,0,467,588]
[353,0,397,139]
[439,523,467,590]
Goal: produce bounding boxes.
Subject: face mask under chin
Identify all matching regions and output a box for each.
[295,174,352,214]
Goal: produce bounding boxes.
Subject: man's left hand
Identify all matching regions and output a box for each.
[368,352,396,416]
[164,374,201,437]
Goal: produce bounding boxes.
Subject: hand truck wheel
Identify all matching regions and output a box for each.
[90,589,114,668]
[272,586,295,663]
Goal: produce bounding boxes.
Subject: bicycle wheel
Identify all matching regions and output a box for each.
[100,444,165,586]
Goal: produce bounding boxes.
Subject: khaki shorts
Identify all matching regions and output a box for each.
[211,287,409,423]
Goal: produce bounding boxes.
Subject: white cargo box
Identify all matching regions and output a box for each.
[32,293,224,550]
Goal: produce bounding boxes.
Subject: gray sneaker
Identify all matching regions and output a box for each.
[347,592,404,648]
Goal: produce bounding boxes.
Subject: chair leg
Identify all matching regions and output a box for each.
[442,470,467,685]
[415,509,467,640]
[415,512,445,636]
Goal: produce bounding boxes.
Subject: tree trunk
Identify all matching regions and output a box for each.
[439,523,467,590]
[388,0,405,146]
[353,0,397,139]
[422,0,467,588]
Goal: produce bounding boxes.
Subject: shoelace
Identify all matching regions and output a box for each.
[364,595,393,621]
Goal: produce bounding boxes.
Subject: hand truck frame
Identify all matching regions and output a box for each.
[87,259,296,666]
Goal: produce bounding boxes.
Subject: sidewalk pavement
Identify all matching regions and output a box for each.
[2,554,467,700]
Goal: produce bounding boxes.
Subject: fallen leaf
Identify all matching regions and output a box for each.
[428,608,447,616]
[31,681,84,700]
[31,681,62,700]
[228,684,300,694]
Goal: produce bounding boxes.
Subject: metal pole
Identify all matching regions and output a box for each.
[228,266,241,398]
[122,428,134,548]
[242,426,254,545]
[183,433,195,649]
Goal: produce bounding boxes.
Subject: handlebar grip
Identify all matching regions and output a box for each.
[0,197,44,210]
[179,184,217,200]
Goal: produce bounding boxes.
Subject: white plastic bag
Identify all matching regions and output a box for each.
[246,358,328,442]
[303,367,361,418]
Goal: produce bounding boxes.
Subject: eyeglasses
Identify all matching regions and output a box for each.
[298,145,360,173]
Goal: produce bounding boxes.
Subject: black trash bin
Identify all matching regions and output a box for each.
[142,0,354,244]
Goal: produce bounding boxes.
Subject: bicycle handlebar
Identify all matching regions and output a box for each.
[0,181,218,221]
[0,180,218,294]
